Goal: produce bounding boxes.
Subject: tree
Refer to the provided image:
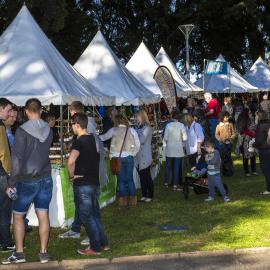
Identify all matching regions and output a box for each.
[1,0,270,74]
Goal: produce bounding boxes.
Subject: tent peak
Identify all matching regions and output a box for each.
[0,4,114,106]
[216,54,226,62]
[74,30,158,105]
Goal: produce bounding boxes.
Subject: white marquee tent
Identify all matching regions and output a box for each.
[0,6,115,106]
[74,31,159,106]
[155,47,202,93]
[195,54,257,93]
[244,56,270,91]
[126,42,162,96]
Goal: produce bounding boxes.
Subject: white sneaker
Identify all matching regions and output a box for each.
[246,173,251,177]
[224,196,230,202]
[144,198,153,203]
[58,230,80,239]
[140,197,147,202]
[204,196,214,202]
[80,237,90,246]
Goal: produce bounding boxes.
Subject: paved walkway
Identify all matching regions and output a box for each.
[84,250,270,270]
[1,248,270,270]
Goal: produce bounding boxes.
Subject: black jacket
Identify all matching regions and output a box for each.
[254,119,270,149]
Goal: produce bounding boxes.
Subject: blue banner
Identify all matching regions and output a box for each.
[205,60,228,75]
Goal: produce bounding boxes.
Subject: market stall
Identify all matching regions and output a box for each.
[195,54,258,93]
[0,6,116,227]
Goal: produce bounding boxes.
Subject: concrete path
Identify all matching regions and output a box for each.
[1,248,270,270]
[85,250,270,270]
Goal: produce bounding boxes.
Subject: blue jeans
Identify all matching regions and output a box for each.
[71,193,82,233]
[13,176,53,214]
[208,118,218,138]
[117,156,136,197]
[209,118,219,148]
[259,149,270,191]
[164,157,183,186]
[73,185,108,252]
[208,174,226,198]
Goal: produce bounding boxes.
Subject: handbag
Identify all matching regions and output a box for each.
[110,127,129,175]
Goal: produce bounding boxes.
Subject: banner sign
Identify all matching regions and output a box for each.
[154,65,177,113]
[205,60,228,75]
[60,160,117,220]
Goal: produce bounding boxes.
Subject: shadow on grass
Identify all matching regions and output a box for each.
[1,156,270,262]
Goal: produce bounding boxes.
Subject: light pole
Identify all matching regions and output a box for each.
[178,24,195,80]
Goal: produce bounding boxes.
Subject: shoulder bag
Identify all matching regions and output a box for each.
[110,127,129,175]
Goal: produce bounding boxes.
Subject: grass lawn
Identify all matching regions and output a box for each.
[1,157,270,263]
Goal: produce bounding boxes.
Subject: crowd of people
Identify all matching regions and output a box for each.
[0,91,270,264]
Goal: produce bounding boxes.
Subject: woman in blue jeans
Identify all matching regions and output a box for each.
[254,110,270,195]
[100,115,140,206]
[163,110,187,191]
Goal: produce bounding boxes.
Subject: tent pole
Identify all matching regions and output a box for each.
[228,62,231,96]
[60,105,64,167]
[203,59,206,91]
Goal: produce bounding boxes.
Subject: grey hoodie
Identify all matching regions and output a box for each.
[8,119,53,187]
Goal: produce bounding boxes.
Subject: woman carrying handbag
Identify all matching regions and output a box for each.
[100,115,140,206]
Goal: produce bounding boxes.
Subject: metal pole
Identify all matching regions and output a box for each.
[60,105,64,167]
[228,62,231,96]
[179,24,195,81]
[203,59,206,91]
[185,33,190,80]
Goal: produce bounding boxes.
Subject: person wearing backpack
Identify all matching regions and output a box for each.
[254,110,270,195]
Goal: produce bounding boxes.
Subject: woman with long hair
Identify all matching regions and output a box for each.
[100,114,140,206]
[136,110,154,202]
[182,113,204,168]
[236,108,257,176]
[254,110,270,195]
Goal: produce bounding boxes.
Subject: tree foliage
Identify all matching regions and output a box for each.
[1,0,270,76]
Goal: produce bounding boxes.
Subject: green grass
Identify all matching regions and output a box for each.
[1,157,270,262]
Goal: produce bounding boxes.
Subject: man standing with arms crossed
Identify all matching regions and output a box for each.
[3,99,53,265]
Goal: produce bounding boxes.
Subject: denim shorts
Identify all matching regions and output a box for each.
[13,176,53,215]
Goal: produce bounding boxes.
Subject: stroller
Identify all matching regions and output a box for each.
[183,155,229,200]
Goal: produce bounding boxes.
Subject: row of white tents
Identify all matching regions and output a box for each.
[0,6,199,107]
[1,6,270,108]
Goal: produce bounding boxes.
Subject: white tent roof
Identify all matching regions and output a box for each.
[126,42,162,96]
[195,54,257,93]
[74,31,159,106]
[155,47,202,93]
[0,6,114,106]
[244,56,270,91]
